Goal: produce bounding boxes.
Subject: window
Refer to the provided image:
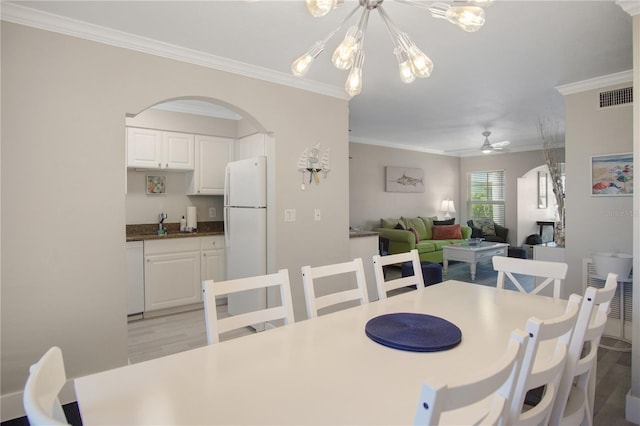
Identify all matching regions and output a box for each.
[468,170,505,226]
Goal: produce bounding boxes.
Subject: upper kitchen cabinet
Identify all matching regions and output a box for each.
[234,133,266,161]
[187,135,233,195]
[127,127,194,170]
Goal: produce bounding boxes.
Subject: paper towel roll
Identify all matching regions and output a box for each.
[186,206,197,231]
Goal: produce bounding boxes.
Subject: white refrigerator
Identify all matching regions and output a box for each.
[224,156,267,321]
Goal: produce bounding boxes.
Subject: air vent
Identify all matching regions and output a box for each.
[598,87,633,109]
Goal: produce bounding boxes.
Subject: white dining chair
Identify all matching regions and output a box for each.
[509,294,581,425]
[493,256,568,299]
[202,269,295,344]
[372,249,424,300]
[414,329,529,426]
[23,346,70,426]
[301,257,369,318]
[549,272,618,426]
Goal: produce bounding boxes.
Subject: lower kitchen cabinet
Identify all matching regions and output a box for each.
[201,236,226,282]
[142,236,226,313]
[144,239,201,312]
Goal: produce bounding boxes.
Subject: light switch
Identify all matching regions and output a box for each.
[209,208,216,218]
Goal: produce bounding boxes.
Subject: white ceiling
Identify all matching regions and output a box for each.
[3,1,633,156]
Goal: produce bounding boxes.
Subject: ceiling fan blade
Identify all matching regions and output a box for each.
[492,140,510,148]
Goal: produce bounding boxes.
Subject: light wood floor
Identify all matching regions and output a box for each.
[128,308,636,425]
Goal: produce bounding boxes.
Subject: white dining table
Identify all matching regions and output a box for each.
[75,280,567,425]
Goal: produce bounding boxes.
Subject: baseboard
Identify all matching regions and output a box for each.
[1,380,76,422]
[627,389,640,424]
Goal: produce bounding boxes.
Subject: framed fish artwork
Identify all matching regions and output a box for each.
[590,153,633,196]
[385,167,425,193]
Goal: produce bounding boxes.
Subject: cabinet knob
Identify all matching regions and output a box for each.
[158,162,161,168]
[203,253,207,257]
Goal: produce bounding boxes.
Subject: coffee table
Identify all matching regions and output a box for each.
[443,241,509,280]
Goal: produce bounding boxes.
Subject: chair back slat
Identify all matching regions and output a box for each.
[494,256,568,299]
[23,346,69,426]
[509,295,580,425]
[373,249,424,300]
[549,272,617,426]
[415,329,529,426]
[202,269,294,344]
[301,258,369,318]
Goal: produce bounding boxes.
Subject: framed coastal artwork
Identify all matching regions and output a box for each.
[146,175,167,195]
[590,153,633,196]
[385,166,424,193]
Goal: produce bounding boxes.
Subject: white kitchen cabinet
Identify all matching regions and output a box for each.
[144,238,201,312]
[126,127,194,170]
[188,135,233,195]
[200,236,226,282]
[234,133,266,160]
[162,131,195,170]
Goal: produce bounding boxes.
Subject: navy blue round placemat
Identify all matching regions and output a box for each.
[365,313,462,352]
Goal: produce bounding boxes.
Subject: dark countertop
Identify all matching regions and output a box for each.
[126,221,224,242]
[349,230,380,238]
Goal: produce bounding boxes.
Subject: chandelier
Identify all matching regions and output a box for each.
[291,0,492,97]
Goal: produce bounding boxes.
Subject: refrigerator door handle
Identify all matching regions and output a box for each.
[224,207,231,249]
[224,163,231,207]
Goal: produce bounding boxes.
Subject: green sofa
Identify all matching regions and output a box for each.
[374,216,472,263]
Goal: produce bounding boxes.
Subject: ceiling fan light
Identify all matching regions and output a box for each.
[332,26,361,70]
[291,42,324,76]
[430,3,485,32]
[306,0,338,17]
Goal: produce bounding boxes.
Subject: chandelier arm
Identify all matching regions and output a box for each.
[356,7,372,49]
[377,6,402,48]
[393,0,433,11]
[319,3,363,44]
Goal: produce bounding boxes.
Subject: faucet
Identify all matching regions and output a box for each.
[158,212,168,234]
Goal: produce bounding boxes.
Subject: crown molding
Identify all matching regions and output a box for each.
[616,1,640,16]
[555,70,633,96]
[0,2,348,101]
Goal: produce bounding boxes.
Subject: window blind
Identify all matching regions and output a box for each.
[468,170,505,226]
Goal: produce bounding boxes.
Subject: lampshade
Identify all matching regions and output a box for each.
[440,199,455,219]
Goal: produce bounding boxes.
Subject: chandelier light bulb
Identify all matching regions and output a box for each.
[397,33,433,78]
[332,26,361,70]
[291,42,324,77]
[430,3,485,32]
[305,0,338,17]
[394,48,415,84]
[345,50,364,97]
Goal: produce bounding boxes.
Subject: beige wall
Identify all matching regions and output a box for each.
[349,142,461,229]
[564,83,633,297]
[1,21,349,400]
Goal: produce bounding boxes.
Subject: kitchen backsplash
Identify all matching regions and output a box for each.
[126,170,224,224]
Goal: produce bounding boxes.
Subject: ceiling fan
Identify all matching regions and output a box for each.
[480,131,510,154]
